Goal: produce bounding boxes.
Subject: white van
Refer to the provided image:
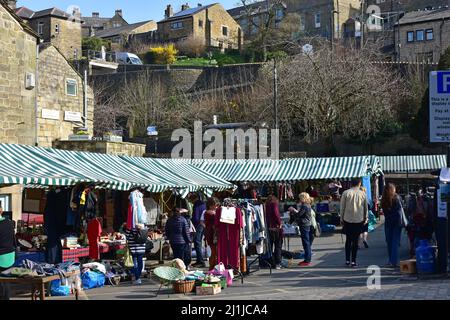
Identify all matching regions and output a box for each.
[115,52,143,65]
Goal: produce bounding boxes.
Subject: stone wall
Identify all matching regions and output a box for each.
[37,44,94,147]
[0,4,37,145]
[53,140,146,156]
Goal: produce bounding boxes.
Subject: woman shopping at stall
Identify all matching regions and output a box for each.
[200,198,220,270]
[265,196,283,270]
[125,223,147,285]
[165,208,192,268]
[0,204,15,300]
[381,183,404,268]
[289,193,313,267]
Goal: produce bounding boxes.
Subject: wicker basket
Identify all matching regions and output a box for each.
[173,280,196,294]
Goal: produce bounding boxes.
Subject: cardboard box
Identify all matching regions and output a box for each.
[400,259,417,274]
[196,285,221,296]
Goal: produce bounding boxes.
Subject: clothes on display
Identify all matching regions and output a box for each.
[143,197,161,226]
[215,206,243,270]
[127,190,149,229]
[44,188,70,264]
[87,218,102,260]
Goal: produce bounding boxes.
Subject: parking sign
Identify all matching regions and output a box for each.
[430,71,450,143]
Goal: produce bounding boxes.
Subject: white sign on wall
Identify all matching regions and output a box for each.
[41,109,60,120]
[430,71,450,143]
[64,111,82,122]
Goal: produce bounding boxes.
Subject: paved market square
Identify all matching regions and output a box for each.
[15,221,448,301]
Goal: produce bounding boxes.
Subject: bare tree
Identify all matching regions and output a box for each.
[176,35,206,58]
[272,41,407,154]
[92,79,127,137]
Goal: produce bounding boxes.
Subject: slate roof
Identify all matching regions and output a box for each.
[158,3,217,22]
[227,1,286,19]
[14,6,71,20]
[398,8,450,25]
[94,20,154,38]
[1,2,39,38]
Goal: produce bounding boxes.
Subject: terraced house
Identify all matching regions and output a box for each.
[13,2,82,60]
[157,3,243,51]
[0,0,94,148]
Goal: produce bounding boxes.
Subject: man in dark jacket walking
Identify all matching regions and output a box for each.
[165,208,192,267]
[0,204,16,300]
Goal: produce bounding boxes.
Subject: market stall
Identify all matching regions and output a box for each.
[380,155,445,194]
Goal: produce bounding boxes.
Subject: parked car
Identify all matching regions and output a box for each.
[115,52,143,65]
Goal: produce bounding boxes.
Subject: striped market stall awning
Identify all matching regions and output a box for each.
[0,144,235,194]
[191,156,380,182]
[0,144,92,186]
[380,155,446,173]
[119,157,235,195]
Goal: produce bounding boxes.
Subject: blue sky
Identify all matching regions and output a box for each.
[17,0,241,23]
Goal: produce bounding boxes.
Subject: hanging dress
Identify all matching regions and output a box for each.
[215,206,243,270]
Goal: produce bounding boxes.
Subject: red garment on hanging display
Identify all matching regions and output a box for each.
[215,206,243,270]
[87,218,102,260]
[126,203,133,229]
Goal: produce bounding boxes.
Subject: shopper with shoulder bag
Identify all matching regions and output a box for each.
[381,183,405,268]
[125,223,147,285]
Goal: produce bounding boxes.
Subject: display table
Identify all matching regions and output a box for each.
[62,243,126,262]
[0,270,80,301]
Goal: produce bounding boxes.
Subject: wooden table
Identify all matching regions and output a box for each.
[0,270,80,300]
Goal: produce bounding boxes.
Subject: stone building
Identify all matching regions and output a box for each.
[0,0,94,148]
[284,0,361,40]
[37,43,94,147]
[82,9,128,38]
[157,3,243,51]
[227,1,287,40]
[394,8,450,63]
[0,1,38,146]
[15,5,83,60]
[95,20,157,51]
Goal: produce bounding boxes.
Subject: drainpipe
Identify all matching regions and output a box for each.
[34,42,40,147]
[440,18,445,60]
[84,69,88,130]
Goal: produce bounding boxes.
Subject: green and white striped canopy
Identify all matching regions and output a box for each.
[192,156,380,182]
[0,144,92,186]
[0,144,234,193]
[380,155,446,173]
[120,157,235,195]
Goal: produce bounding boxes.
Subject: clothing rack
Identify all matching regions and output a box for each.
[237,199,272,276]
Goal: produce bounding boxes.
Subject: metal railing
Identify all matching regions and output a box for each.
[82,49,117,63]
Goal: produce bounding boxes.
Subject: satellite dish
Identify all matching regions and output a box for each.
[302,44,313,55]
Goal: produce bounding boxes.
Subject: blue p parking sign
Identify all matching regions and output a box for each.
[438,71,450,94]
[430,71,450,143]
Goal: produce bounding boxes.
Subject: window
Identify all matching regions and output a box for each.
[417,51,434,62]
[199,20,203,28]
[55,24,59,33]
[300,15,306,31]
[38,22,44,35]
[407,31,414,42]
[426,28,434,40]
[315,13,321,28]
[251,16,260,34]
[171,21,184,30]
[222,26,228,37]
[275,8,284,20]
[416,29,424,41]
[66,79,77,96]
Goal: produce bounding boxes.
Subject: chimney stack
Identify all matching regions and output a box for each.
[6,0,17,9]
[181,3,190,11]
[165,4,174,18]
[115,9,122,17]
[92,12,100,17]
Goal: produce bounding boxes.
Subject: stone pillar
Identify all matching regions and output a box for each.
[0,185,23,223]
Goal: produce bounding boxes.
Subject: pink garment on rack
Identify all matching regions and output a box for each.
[215,206,243,270]
[126,203,134,229]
